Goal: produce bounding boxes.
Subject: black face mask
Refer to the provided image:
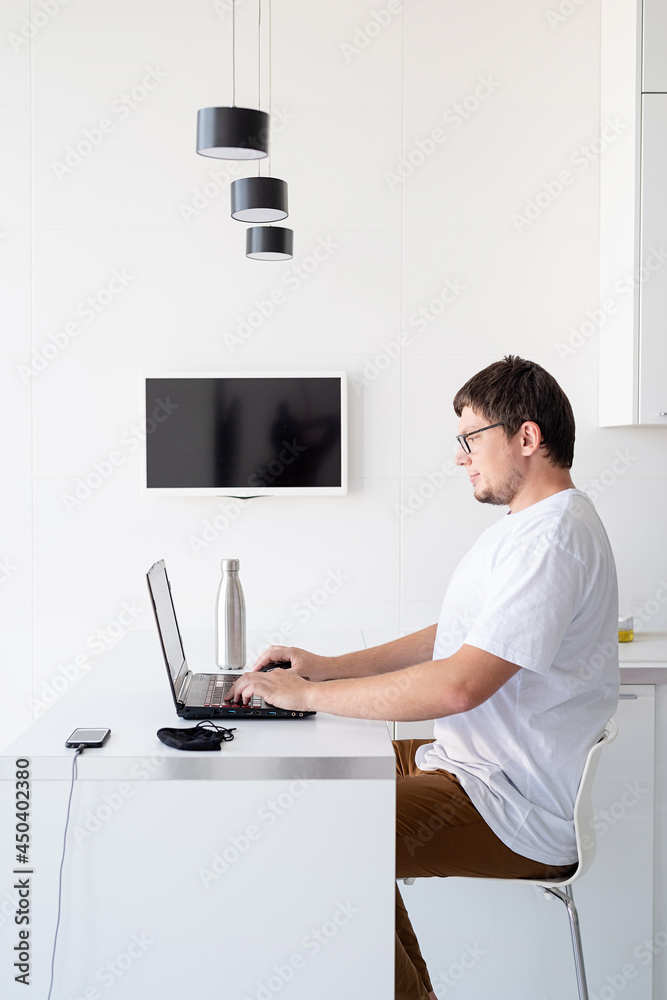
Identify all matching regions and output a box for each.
[157,722,236,751]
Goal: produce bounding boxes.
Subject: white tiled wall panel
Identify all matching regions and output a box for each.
[6,0,667,729]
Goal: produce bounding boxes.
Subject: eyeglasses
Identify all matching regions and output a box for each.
[455,422,504,455]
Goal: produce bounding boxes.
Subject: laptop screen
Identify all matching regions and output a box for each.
[146,560,188,693]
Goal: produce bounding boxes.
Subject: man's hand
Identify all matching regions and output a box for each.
[251,645,334,681]
[226,643,520,720]
[225,667,315,712]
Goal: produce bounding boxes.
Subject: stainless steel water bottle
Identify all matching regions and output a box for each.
[215,558,246,670]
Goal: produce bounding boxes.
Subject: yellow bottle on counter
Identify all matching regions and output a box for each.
[618,615,634,642]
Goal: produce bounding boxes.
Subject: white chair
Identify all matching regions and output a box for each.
[402,718,618,1000]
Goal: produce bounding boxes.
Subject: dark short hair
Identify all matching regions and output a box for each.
[453,355,575,469]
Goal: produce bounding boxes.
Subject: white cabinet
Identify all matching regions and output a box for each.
[638,95,667,423]
[643,0,667,91]
[599,0,667,426]
[396,685,656,1000]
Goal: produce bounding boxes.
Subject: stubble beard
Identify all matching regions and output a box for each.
[474,468,525,507]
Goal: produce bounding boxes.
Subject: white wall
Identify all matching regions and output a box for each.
[2,0,666,745]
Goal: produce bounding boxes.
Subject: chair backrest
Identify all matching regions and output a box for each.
[401,717,619,890]
[570,717,618,881]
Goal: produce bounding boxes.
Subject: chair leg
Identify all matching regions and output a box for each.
[542,885,589,1000]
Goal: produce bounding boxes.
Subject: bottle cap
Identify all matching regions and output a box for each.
[222,559,240,572]
[618,615,633,630]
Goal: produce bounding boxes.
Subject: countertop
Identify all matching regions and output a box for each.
[618,631,667,683]
[0,630,395,781]
[3,629,665,766]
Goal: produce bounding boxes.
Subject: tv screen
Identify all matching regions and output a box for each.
[144,372,347,497]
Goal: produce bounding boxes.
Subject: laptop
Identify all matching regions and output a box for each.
[146,559,316,720]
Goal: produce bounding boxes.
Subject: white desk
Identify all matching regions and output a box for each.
[0,632,396,999]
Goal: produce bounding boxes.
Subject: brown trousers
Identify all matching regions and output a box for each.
[394,739,576,1000]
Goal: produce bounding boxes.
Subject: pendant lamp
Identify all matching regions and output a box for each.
[231,176,287,222]
[246,226,293,260]
[196,0,268,160]
[238,0,292,256]
[197,106,269,160]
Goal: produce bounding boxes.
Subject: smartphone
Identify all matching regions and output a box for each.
[65,728,111,748]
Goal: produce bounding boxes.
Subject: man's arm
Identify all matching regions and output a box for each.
[229,642,520,721]
[253,624,437,681]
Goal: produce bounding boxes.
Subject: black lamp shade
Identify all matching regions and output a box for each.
[231,177,288,223]
[246,226,293,260]
[196,107,269,160]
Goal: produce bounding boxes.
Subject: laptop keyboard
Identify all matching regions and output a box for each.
[204,675,262,709]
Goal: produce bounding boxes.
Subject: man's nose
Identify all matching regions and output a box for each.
[455,444,470,466]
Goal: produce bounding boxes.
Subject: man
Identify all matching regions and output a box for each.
[227,356,620,1000]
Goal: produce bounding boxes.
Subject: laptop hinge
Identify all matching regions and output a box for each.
[176,670,192,705]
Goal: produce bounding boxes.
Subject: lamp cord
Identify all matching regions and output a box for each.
[258,0,272,178]
[232,0,236,106]
[268,0,272,177]
[46,746,84,1000]
[258,0,262,176]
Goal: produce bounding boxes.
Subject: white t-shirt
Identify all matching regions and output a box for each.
[414,488,619,866]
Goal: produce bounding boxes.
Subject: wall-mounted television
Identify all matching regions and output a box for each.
[143,372,347,497]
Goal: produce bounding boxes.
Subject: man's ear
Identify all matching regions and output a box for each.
[519,421,542,456]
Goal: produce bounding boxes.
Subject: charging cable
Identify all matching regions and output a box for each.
[47,745,84,1000]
